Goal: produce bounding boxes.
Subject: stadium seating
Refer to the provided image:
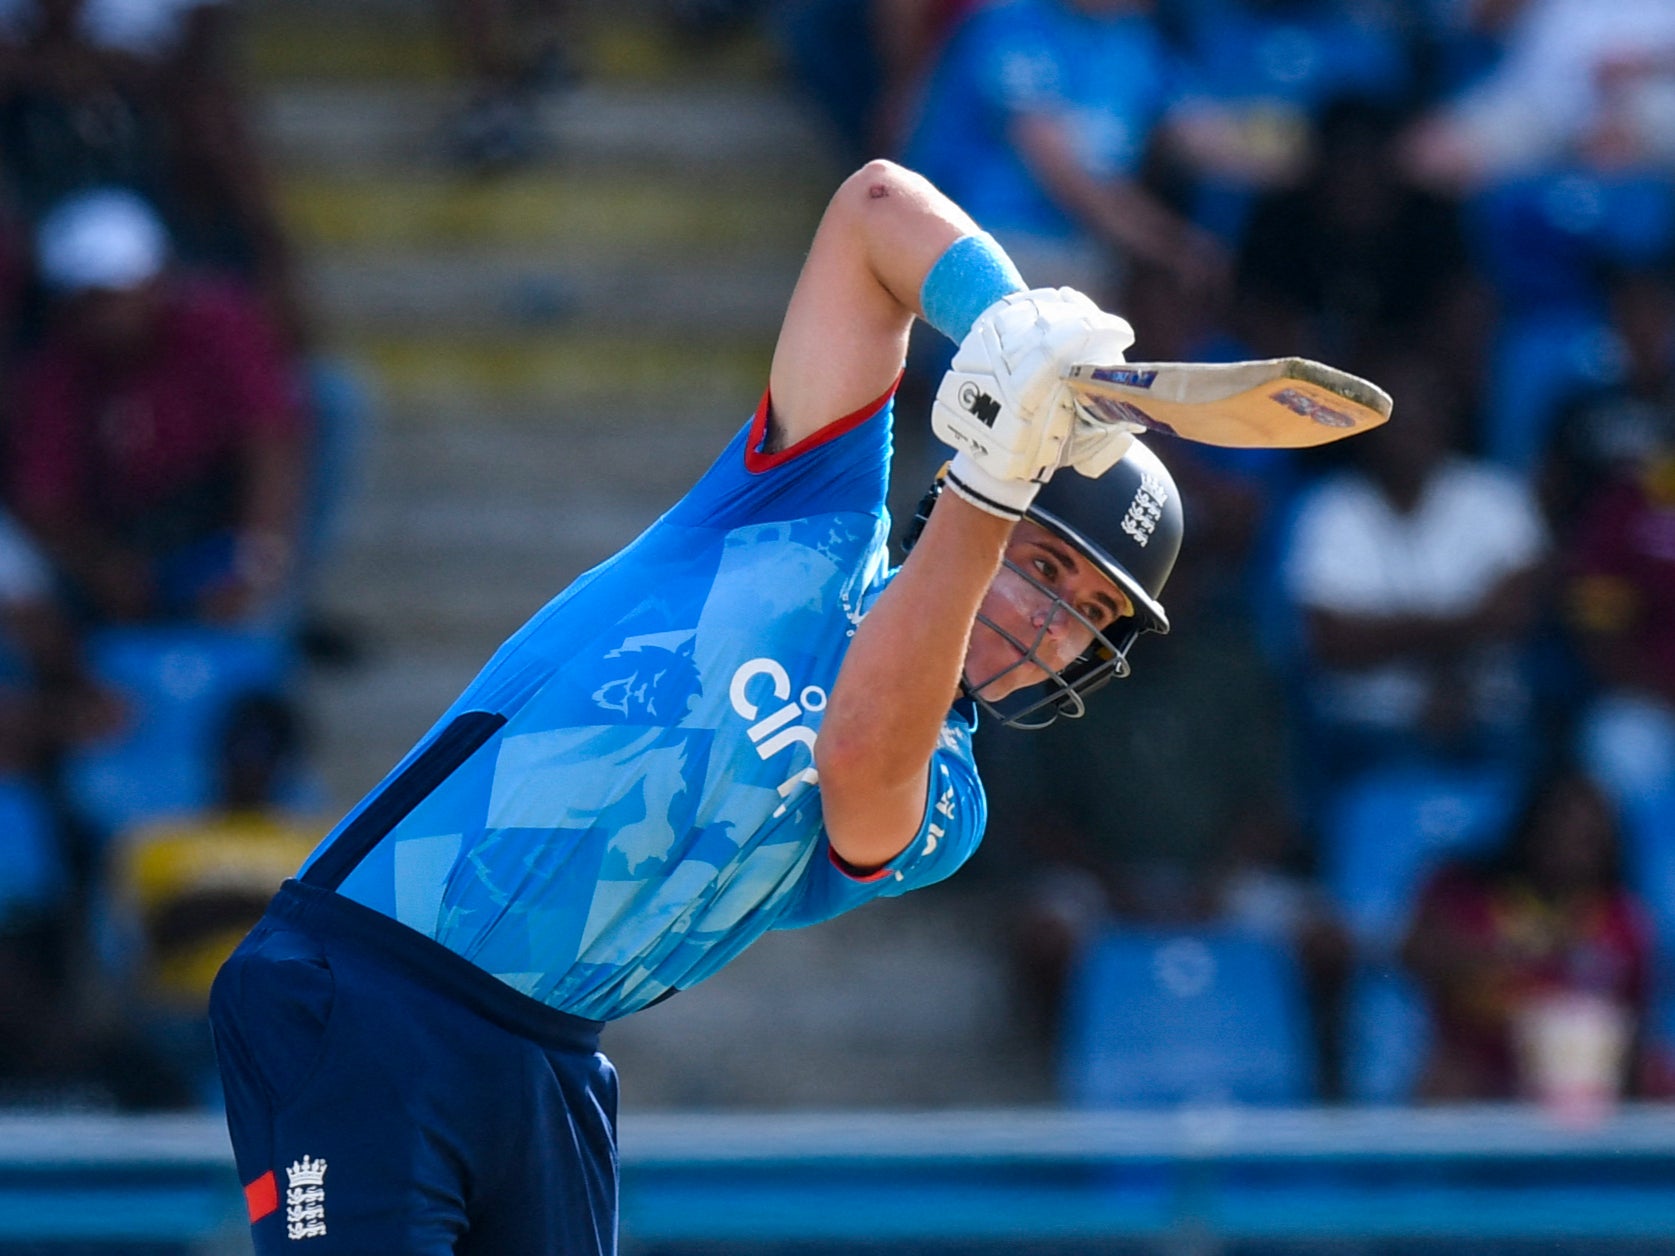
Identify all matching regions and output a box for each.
[1323,764,1519,1102]
[1323,764,1518,951]
[61,626,298,840]
[1059,926,1316,1108]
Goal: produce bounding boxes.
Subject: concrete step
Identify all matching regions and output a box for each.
[302,249,798,340]
[264,81,830,407]
[277,163,826,253]
[258,82,835,177]
[334,328,770,411]
[241,0,781,88]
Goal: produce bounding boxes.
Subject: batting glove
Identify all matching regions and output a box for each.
[932,288,1136,518]
[1063,407,1140,479]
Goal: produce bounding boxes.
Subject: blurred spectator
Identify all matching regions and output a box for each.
[1562,384,1675,847]
[0,0,227,67]
[1159,0,1411,242]
[899,0,1230,306]
[1542,257,1675,533]
[0,504,88,934]
[1232,101,1490,405]
[1279,349,1548,803]
[1166,0,1409,129]
[1402,0,1675,191]
[766,0,977,163]
[0,0,174,224]
[0,502,186,1112]
[1539,259,1675,824]
[1401,765,1663,1105]
[10,188,309,627]
[0,0,313,349]
[1402,0,1531,104]
[441,0,577,171]
[102,691,326,1105]
[0,506,123,775]
[0,204,28,350]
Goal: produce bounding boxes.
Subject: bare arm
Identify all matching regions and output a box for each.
[770,161,1024,867]
[816,492,1012,869]
[767,160,979,449]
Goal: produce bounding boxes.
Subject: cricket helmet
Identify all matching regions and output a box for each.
[905,438,1183,730]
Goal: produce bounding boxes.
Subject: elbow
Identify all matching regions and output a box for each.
[829,159,932,230]
[812,720,877,796]
[840,158,915,201]
[813,721,911,814]
[814,729,928,870]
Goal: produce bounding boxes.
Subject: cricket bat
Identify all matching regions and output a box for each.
[1065,357,1392,449]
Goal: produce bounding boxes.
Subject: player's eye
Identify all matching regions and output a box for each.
[1032,555,1058,581]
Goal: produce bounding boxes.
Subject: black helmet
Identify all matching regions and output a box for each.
[905,438,1183,730]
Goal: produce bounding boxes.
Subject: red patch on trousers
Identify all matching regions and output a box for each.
[244,1170,278,1222]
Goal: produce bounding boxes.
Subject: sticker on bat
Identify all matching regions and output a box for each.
[1270,387,1360,429]
[1088,367,1159,390]
[1080,392,1178,438]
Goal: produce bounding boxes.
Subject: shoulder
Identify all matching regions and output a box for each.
[667,390,897,531]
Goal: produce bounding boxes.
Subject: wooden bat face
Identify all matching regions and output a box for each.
[1065,357,1393,449]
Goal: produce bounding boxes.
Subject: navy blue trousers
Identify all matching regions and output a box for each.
[210,882,618,1254]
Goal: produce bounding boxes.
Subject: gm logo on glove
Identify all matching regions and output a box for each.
[958,382,1001,428]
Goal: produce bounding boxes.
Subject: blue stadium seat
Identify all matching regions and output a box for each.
[1469,169,1675,472]
[62,625,297,839]
[1483,309,1617,473]
[1323,764,1518,953]
[1059,926,1316,1108]
[1340,962,1434,1105]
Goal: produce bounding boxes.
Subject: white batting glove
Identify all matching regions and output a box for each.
[1063,408,1140,479]
[932,288,1136,517]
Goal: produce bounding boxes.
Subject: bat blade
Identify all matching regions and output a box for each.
[1065,357,1392,449]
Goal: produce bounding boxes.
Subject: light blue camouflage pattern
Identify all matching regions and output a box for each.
[304,396,987,1020]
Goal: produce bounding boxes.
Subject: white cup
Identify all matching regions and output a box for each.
[1513,990,1632,1126]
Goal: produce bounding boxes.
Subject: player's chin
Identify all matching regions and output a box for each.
[964,641,1047,700]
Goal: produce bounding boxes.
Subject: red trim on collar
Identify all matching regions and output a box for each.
[828,845,894,883]
[744,374,903,474]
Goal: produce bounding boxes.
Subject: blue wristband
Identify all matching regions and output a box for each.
[919,232,1026,344]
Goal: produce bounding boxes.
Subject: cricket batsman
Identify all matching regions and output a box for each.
[209,159,1181,1253]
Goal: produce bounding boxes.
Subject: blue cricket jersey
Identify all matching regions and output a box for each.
[300,390,987,1021]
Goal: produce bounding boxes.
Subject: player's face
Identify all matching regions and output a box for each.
[964,522,1134,700]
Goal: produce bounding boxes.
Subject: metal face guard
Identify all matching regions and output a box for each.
[961,558,1137,731]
